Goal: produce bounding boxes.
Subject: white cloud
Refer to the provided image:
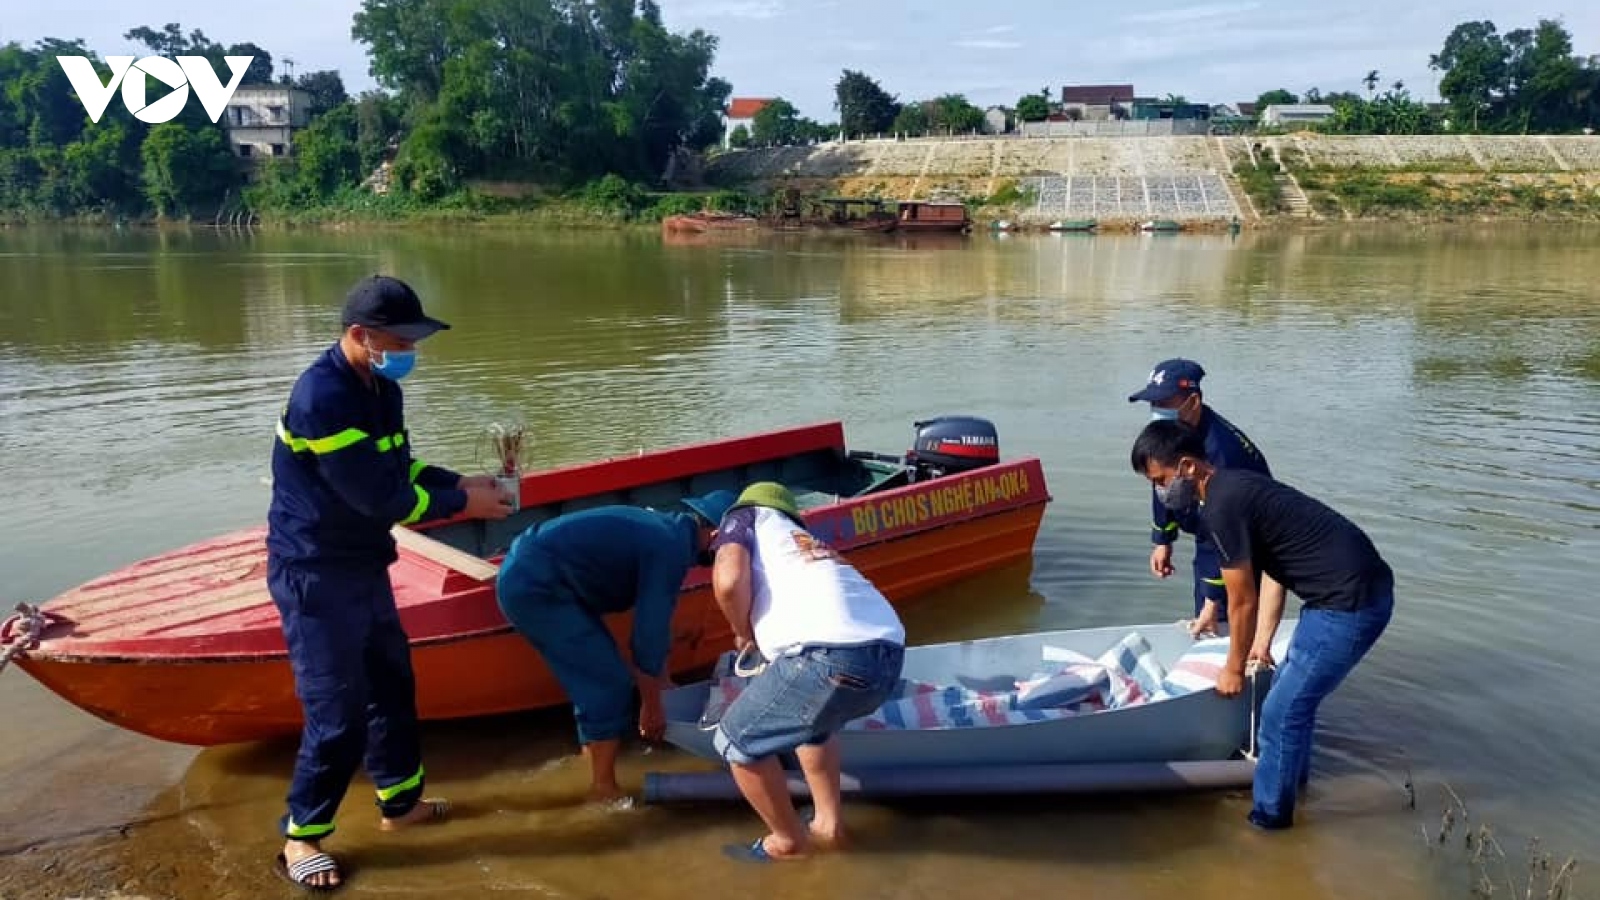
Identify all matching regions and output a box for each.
[984,24,1017,34]
[1121,2,1262,25]
[673,0,786,19]
[955,38,1024,50]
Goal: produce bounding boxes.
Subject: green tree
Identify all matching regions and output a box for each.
[751,97,802,146]
[354,91,402,171]
[1431,21,1508,132]
[929,94,984,134]
[64,116,144,210]
[351,0,454,102]
[289,104,363,199]
[834,69,899,138]
[892,102,929,136]
[14,40,89,148]
[1362,70,1380,98]
[353,0,730,186]
[123,24,209,57]
[296,71,349,115]
[1504,20,1583,132]
[140,122,236,216]
[1256,89,1298,110]
[1015,92,1050,122]
[0,40,153,215]
[226,43,274,84]
[728,122,751,148]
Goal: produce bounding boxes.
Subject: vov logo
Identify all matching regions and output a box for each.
[56,55,254,125]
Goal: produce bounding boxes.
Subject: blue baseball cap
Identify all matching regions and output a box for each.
[1128,358,1205,403]
[680,489,738,527]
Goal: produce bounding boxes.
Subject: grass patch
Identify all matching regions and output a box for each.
[1234,160,1283,214]
[246,176,771,229]
[1327,172,1433,215]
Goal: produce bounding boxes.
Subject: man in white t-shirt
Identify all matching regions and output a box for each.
[707,482,906,863]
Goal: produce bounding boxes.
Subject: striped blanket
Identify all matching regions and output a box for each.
[700,633,1235,732]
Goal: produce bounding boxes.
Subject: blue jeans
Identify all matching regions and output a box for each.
[1251,588,1394,829]
[714,642,904,765]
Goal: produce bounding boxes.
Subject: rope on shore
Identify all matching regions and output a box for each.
[0,603,47,673]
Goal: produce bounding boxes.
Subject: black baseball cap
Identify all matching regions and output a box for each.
[341,275,450,341]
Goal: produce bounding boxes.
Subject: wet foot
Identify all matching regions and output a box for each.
[379,797,451,832]
[808,822,850,850]
[280,839,342,890]
[585,784,635,809]
[760,834,809,860]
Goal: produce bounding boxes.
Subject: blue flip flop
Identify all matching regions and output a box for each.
[721,838,773,864]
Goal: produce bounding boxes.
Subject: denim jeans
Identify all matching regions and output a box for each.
[713,641,905,765]
[1250,588,1394,829]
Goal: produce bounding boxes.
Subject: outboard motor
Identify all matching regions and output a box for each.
[905,416,999,482]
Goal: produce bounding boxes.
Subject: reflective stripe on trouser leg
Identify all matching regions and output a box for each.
[1192,542,1227,620]
[270,559,380,839]
[364,593,425,818]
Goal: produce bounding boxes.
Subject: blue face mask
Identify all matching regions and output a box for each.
[368,344,417,381]
[1150,406,1180,422]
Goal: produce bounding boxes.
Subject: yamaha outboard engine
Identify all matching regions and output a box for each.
[905,416,1000,482]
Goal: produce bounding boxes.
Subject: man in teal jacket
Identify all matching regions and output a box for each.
[496,491,736,802]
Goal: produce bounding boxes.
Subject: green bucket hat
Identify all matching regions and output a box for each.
[731,481,804,525]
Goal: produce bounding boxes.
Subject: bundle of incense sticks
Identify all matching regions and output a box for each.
[487,421,526,476]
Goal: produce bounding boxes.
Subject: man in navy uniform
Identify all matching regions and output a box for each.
[495,490,738,804]
[1129,358,1272,635]
[267,275,511,890]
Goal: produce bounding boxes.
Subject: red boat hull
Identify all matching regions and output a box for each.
[16,422,1050,746]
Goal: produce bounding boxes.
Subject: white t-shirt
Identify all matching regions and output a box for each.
[713,507,905,657]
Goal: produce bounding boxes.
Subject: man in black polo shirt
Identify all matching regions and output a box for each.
[1130,420,1395,831]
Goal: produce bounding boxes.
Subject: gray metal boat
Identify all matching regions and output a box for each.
[657,619,1296,771]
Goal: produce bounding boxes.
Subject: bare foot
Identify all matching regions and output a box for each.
[585,784,634,809]
[808,822,850,850]
[379,797,451,832]
[760,834,810,861]
[281,839,342,889]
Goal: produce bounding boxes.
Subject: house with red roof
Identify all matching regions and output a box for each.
[724,97,773,148]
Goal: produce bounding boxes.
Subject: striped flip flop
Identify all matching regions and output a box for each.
[275,851,343,892]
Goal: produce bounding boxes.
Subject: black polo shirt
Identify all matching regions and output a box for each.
[1200,469,1393,611]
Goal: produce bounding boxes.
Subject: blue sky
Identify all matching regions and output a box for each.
[10,1,1597,120]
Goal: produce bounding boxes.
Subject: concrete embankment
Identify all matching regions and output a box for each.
[705,134,1600,226]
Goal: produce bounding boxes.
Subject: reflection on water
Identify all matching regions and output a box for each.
[1,224,1597,898]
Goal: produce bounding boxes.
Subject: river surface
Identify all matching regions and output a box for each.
[1,223,1596,899]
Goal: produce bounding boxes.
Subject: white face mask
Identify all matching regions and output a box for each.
[1150,406,1181,422]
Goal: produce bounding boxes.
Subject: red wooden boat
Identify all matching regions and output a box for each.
[895,201,972,233]
[5,418,1050,747]
[661,211,760,233]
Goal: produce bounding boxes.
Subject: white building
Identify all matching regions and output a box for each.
[1261,103,1335,129]
[223,85,315,161]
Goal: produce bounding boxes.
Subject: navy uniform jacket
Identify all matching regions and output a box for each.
[1151,405,1271,550]
[499,506,700,678]
[267,342,466,570]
